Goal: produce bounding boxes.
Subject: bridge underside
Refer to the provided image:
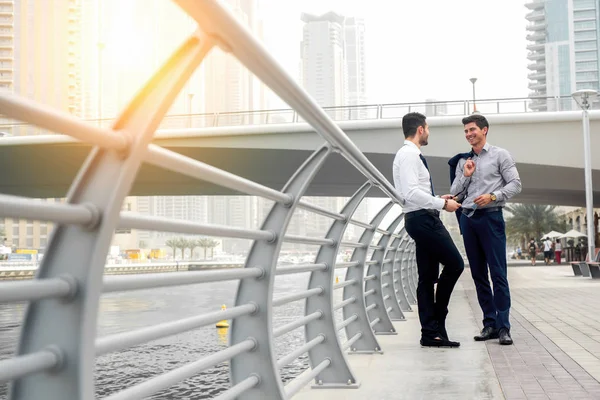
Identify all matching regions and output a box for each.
[0,143,597,206]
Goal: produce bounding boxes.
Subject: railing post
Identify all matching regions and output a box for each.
[231,145,332,400]
[304,182,372,389]
[364,204,399,335]
[213,112,219,127]
[390,231,413,312]
[343,200,394,353]
[9,32,215,400]
[378,215,406,321]
[402,239,418,305]
[407,241,418,303]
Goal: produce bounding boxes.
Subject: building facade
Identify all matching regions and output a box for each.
[526,0,600,111]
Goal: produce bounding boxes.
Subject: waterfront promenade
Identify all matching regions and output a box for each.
[296,266,600,400]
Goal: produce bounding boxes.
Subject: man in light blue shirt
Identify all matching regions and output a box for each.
[450,114,522,346]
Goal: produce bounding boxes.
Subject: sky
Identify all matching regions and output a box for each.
[260,0,530,106]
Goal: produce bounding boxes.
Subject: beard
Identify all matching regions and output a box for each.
[419,136,429,146]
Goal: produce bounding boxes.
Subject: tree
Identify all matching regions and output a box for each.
[165,238,178,258]
[190,240,200,259]
[197,238,220,260]
[505,204,567,249]
[177,238,188,259]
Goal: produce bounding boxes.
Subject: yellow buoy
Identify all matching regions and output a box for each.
[216,304,230,328]
[335,276,339,284]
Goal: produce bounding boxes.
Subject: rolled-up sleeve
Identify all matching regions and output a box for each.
[394,153,445,210]
[496,150,521,202]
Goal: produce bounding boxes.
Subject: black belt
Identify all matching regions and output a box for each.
[461,206,502,214]
[405,209,440,219]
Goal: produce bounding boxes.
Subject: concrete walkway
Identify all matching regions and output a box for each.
[295,266,600,400]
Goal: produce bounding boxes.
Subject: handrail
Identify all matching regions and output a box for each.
[0,1,420,399]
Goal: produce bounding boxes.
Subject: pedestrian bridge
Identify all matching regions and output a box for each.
[1,106,599,207]
[0,1,599,399]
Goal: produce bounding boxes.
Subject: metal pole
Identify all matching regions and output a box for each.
[470,77,477,113]
[582,108,596,260]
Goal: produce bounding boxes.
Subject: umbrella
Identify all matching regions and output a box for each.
[541,231,564,240]
[559,229,586,239]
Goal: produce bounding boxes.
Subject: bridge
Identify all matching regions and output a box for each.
[0,0,599,399]
[1,102,600,206]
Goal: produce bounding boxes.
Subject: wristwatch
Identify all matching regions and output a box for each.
[490,193,497,201]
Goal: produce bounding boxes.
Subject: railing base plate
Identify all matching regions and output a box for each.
[311,382,361,390]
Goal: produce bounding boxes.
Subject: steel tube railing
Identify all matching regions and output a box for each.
[95,304,257,355]
[146,144,292,205]
[0,93,128,150]
[103,268,263,292]
[273,311,323,338]
[0,278,75,302]
[272,288,323,307]
[0,349,62,383]
[212,376,260,400]
[275,263,327,275]
[103,340,256,400]
[297,200,345,221]
[119,213,276,241]
[284,359,331,398]
[277,335,325,369]
[333,297,356,311]
[0,194,97,226]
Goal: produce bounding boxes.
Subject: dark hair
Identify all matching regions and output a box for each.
[462,114,489,134]
[402,112,427,138]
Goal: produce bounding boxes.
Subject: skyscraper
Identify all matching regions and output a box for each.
[301,11,367,119]
[526,0,600,111]
[301,12,347,110]
[1,0,82,130]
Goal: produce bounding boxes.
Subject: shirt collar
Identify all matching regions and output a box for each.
[482,142,491,152]
[403,140,421,154]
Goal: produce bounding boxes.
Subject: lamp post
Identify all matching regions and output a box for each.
[572,89,598,261]
[469,77,477,113]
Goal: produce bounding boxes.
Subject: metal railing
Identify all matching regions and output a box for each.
[0,96,589,137]
[0,1,418,399]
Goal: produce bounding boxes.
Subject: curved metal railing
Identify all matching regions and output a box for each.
[0,1,419,399]
[0,95,582,135]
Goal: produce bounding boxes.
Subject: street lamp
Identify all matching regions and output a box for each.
[469,77,477,113]
[572,88,598,261]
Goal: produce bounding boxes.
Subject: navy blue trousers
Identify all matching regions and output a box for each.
[460,210,511,330]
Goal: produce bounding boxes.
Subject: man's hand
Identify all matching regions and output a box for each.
[474,194,493,207]
[440,194,457,200]
[463,158,476,177]
[444,199,461,212]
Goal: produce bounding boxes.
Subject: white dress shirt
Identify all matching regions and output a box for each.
[393,140,445,213]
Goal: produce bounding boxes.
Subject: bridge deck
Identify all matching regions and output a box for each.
[296,266,600,400]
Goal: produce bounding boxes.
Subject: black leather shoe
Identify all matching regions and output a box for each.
[420,337,460,348]
[438,324,449,341]
[498,329,513,345]
[474,326,499,341]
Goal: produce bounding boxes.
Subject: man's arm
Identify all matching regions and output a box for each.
[494,150,522,202]
[450,160,471,201]
[394,153,445,210]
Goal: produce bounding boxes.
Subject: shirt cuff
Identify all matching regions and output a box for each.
[493,191,503,202]
[435,197,446,210]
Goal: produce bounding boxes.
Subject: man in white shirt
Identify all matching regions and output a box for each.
[543,237,553,265]
[393,112,464,348]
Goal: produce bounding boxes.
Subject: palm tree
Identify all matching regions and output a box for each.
[505,204,567,249]
[165,238,178,258]
[197,238,220,260]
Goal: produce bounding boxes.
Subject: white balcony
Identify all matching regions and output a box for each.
[527,52,545,61]
[527,32,545,41]
[528,61,546,71]
[526,10,545,21]
[525,0,544,10]
[528,82,546,91]
[528,72,546,80]
[527,42,545,51]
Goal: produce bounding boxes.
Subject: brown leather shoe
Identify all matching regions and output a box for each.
[474,326,499,341]
[498,329,513,345]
